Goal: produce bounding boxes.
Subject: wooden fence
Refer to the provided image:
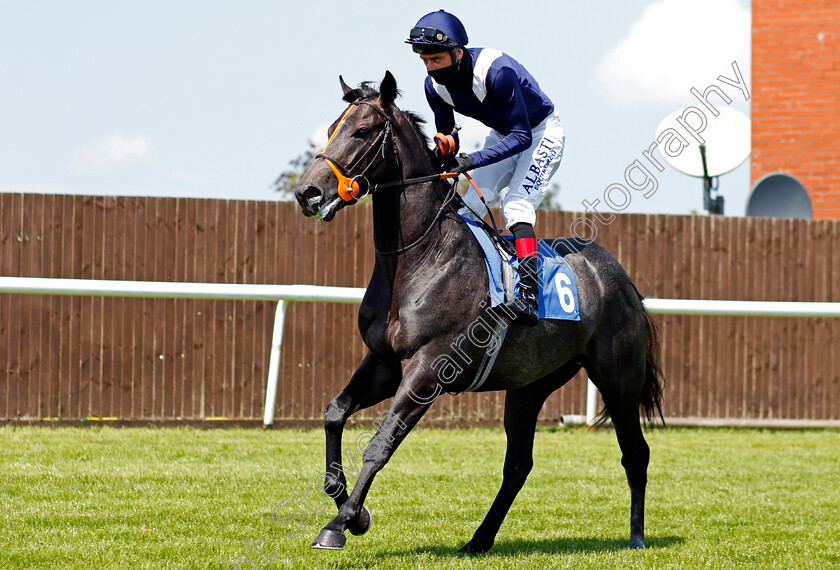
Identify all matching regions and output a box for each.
[0,194,838,424]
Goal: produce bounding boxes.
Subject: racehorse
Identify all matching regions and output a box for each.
[292,71,664,553]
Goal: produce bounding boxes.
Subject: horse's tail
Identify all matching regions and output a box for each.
[638,290,665,426]
[590,286,666,428]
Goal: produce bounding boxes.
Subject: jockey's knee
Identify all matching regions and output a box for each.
[502,199,537,229]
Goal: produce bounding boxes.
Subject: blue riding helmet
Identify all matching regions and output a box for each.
[405,9,468,54]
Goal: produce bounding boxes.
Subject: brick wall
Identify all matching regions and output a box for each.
[751,0,840,219]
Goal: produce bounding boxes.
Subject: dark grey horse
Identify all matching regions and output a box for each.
[292,71,664,554]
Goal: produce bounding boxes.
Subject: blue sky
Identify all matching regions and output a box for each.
[1,0,752,215]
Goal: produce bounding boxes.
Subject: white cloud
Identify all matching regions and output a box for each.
[73,132,158,174]
[593,0,750,107]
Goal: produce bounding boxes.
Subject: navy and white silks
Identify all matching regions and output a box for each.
[425,47,565,228]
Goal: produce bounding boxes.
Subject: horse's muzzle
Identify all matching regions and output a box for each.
[297,185,324,215]
[295,183,344,222]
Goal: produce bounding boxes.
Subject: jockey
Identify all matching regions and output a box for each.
[406,9,565,325]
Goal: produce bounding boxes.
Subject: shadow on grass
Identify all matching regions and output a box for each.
[388,535,684,559]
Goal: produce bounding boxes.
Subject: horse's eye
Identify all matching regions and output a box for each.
[353,127,370,139]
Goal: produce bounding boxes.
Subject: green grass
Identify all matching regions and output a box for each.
[1,425,839,569]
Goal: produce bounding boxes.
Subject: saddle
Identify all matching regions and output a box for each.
[455,216,582,393]
[460,216,582,321]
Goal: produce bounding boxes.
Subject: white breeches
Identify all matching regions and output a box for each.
[458,111,565,229]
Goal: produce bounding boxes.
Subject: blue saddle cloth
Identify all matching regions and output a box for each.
[461,216,581,321]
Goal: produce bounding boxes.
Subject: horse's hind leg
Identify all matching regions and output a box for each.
[460,362,580,554]
[602,391,649,549]
[588,358,650,549]
[323,351,399,524]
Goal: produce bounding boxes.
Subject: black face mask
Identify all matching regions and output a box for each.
[428,65,459,85]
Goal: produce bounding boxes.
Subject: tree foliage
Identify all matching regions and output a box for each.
[272,140,318,200]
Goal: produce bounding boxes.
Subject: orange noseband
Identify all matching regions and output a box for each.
[317,99,385,202]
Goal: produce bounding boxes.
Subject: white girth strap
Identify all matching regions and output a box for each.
[463,238,515,393]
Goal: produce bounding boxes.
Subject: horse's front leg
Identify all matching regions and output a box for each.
[312,358,437,550]
[323,351,400,516]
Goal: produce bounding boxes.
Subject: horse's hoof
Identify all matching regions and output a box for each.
[628,537,645,550]
[348,505,372,536]
[458,540,492,555]
[311,528,346,550]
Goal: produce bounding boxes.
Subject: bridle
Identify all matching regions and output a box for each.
[315,99,396,202]
[313,96,500,256]
[313,98,464,255]
[315,98,462,199]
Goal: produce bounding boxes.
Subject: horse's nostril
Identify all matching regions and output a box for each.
[303,186,323,206]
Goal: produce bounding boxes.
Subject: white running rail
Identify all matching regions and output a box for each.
[1,277,838,427]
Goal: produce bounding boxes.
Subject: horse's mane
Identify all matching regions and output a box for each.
[342,82,433,157]
[341,81,380,103]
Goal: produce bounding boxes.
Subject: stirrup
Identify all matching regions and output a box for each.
[508,294,539,325]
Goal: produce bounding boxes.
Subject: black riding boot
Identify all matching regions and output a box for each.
[510,254,540,325]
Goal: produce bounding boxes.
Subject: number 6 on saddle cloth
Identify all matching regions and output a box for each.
[462,216,581,321]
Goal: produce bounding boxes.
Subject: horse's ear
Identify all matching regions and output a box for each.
[339,75,353,96]
[379,70,398,107]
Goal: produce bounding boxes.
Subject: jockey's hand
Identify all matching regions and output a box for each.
[432,148,458,173]
[449,153,474,174]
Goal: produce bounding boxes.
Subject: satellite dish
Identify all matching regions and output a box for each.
[655,107,751,177]
[747,173,812,219]
[655,106,751,214]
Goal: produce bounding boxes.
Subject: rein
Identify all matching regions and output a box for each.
[373,179,461,256]
[315,97,501,255]
[316,98,462,201]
